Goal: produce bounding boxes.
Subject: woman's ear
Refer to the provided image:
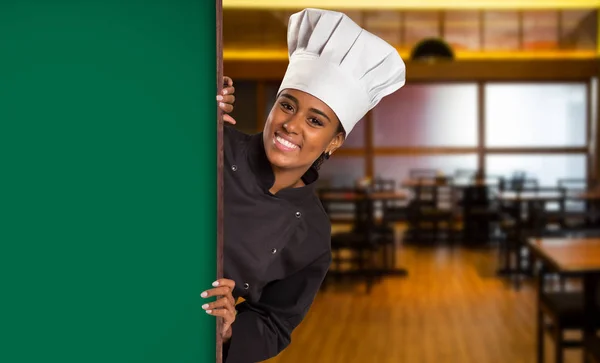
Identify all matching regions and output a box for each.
[325,132,345,156]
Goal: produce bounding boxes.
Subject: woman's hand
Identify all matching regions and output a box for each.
[217,76,236,125]
[201,278,237,342]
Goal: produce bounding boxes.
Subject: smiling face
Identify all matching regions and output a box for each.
[263,88,345,173]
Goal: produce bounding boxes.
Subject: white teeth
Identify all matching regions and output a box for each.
[276,135,298,149]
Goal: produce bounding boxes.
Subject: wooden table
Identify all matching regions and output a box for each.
[528,238,600,273]
[527,237,600,362]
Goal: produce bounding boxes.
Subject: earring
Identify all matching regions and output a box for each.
[325,152,330,160]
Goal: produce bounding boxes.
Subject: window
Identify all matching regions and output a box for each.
[372,84,478,147]
[485,83,587,147]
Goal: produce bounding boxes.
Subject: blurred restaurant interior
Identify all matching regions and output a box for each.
[224,1,600,362]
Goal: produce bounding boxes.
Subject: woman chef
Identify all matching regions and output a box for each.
[202,8,406,363]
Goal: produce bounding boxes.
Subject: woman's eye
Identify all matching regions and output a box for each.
[309,118,324,127]
[280,102,293,111]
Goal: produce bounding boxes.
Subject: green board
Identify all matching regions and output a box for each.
[1,1,217,362]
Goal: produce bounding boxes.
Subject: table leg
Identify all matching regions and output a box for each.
[583,273,599,362]
[536,264,545,363]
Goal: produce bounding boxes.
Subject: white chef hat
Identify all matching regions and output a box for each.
[277,8,406,135]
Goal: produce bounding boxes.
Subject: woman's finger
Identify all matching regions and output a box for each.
[223,114,237,125]
[223,76,233,87]
[221,86,235,96]
[205,308,234,320]
[219,94,235,105]
[216,95,235,109]
[215,94,234,106]
[212,279,236,305]
[201,286,232,298]
[202,297,232,312]
[218,102,233,114]
[211,279,236,289]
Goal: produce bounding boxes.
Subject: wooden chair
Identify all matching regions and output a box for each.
[533,219,600,363]
[536,282,589,363]
[558,178,593,228]
[535,249,600,363]
[319,187,385,293]
[406,179,456,245]
[461,183,501,247]
[368,178,402,271]
[498,187,566,288]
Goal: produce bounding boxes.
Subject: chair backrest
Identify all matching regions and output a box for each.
[370,178,396,193]
[519,186,567,231]
[558,178,587,191]
[409,169,437,181]
[462,185,491,207]
[515,178,538,190]
[558,178,589,212]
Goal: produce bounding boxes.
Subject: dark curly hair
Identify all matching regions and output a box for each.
[311,122,346,171]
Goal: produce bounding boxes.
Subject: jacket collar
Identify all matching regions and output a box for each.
[246,132,319,202]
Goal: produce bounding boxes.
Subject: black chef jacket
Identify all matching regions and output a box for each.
[221,125,332,363]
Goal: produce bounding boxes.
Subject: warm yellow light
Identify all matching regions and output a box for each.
[598,9,600,55]
[223,48,598,60]
[223,0,600,10]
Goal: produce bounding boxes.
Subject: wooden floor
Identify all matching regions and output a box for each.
[265,234,584,363]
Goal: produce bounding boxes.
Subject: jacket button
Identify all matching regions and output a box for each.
[295,211,301,218]
[243,282,249,289]
[271,248,277,254]
[231,165,238,172]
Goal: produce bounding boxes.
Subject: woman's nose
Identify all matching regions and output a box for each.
[282,117,301,134]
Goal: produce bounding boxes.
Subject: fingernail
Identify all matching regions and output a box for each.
[212,281,219,287]
[219,102,225,107]
[206,310,212,314]
[216,95,223,101]
[201,292,207,298]
[202,304,209,309]
[222,90,228,95]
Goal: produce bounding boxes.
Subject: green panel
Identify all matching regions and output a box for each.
[1,1,216,362]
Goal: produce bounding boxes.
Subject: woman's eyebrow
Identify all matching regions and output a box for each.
[309,108,331,123]
[280,93,299,104]
[280,93,331,123]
